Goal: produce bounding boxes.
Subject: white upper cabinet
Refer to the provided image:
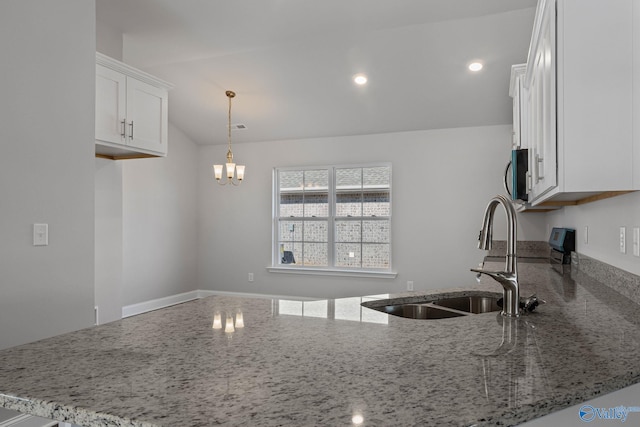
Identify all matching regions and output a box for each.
[95,53,173,159]
[525,0,557,202]
[95,65,126,146]
[522,0,635,206]
[509,64,527,150]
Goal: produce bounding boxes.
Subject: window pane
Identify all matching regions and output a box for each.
[303,243,328,266]
[279,170,303,191]
[335,243,361,268]
[304,170,328,190]
[279,220,302,242]
[303,193,328,217]
[278,242,301,265]
[363,191,390,217]
[336,168,362,190]
[336,192,362,217]
[363,166,390,188]
[363,220,389,243]
[304,221,328,243]
[363,243,390,269]
[335,220,361,243]
[278,242,302,264]
[280,193,303,217]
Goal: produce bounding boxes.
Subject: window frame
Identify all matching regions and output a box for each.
[270,163,396,278]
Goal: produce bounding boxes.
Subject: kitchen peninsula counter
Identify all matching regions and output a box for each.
[1,258,640,426]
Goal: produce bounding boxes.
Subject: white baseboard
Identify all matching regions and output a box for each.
[122,290,201,318]
[122,290,316,318]
[195,290,317,301]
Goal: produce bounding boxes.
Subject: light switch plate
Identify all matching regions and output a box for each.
[620,227,626,254]
[633,228,640,257]
[33,223,48,246]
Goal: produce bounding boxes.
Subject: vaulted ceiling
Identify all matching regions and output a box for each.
[96,0,537,145]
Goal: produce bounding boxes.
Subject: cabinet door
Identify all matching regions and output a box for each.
[126,77,168,155]
[528,0,557,200]
[96,64,126,145]
[512,80,521,149]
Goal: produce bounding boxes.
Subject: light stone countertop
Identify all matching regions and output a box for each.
[1,260,640,426]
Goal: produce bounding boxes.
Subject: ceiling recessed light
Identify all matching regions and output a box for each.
[468,62,483,72]
[353,74,368,85]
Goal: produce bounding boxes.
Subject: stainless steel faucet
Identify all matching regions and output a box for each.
[470,195,520,317]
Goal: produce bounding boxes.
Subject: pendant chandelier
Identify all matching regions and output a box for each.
[213,90,245,185]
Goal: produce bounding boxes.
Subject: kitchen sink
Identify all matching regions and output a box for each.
[432,295,501,314]
[367,294,501,320]
[381,304,466,319]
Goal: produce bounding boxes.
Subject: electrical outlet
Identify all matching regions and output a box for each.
[248,273,254,282]
[33,223,48,246]
[584,226,589,244]
[633,228,640,257]
[407,281,414,291]
[620,227,626,254]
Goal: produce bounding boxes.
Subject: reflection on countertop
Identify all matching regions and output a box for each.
[0,258,640,426]
[276,295,389,324]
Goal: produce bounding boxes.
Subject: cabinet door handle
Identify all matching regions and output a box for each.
[535,154,544,182]
[129,121,134,140]
[120,120,126,138]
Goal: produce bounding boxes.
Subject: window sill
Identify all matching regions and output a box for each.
[266,266,397,279]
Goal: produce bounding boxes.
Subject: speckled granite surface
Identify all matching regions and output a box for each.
[1,261,640,426]
[488,240,550,259]
[572,252,640,306]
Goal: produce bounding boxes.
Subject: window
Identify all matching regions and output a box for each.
[273,164,391,273]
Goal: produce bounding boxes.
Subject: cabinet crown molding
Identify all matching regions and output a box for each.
[96,52,174,90]
[509,64,527,98]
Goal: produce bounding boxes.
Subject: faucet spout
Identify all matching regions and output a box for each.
[471,195,520,317]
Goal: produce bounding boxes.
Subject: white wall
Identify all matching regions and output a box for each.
[546,191,640,276]
[95,24,200,313]
[197,125,547,299]
[0,0,96,349]
[95,159,123,324]
[122,124,199,305]
[96,19,122,61]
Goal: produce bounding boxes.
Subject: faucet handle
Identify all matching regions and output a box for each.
[523,294,545,312]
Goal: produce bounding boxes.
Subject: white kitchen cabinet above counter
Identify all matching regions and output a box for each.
[95,53,173,160]
[510,0,639,209]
